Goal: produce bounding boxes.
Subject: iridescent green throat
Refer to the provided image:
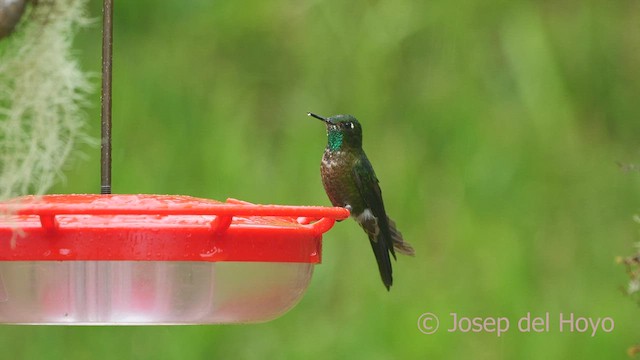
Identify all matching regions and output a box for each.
[327,130,343,151]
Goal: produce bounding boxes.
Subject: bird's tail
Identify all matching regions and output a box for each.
[367,234,393,291]
[358,217,393,290]
[388,217,415,256]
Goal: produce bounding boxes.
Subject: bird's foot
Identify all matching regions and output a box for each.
[336,205,352,222]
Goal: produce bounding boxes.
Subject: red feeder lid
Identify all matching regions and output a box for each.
[0,195,350,263]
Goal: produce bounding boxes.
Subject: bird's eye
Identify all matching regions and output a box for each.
[344,122,354,129]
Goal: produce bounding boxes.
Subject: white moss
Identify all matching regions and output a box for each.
[0,0,92,200]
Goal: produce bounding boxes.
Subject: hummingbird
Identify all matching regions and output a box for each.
[309,112,414,290]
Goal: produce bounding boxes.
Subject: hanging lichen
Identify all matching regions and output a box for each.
[0,0,92,200]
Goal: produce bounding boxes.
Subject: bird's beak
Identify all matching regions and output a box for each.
[308,112,331,124]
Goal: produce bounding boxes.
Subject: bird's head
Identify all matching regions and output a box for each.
[308,112,362,151]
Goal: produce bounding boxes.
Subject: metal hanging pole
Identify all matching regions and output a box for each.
[100,0,113,194]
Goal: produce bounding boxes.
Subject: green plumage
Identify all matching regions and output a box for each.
[309,113,414,290]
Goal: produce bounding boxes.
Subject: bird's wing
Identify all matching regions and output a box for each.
[352,156,395,289]
[352,156,395,255]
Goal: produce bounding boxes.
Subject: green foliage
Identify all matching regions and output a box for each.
[2,0,640,358]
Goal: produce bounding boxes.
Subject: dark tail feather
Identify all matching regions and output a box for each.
[368,236,393,290]
[362,225,393,290]
[357,214,397,290]
[388,217,415,256]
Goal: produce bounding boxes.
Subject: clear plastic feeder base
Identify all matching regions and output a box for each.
[0,194,349,325]
[0,261,313,325]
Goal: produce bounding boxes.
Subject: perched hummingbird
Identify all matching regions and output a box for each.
[309,112,414,290]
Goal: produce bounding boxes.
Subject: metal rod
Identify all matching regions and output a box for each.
[100,0,113,194]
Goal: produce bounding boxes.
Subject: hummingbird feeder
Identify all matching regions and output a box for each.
[0,0,348,324]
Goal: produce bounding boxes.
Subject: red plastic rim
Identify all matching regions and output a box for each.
[0,194,350,263]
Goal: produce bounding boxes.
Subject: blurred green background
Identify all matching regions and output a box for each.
[2,0,640,358]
